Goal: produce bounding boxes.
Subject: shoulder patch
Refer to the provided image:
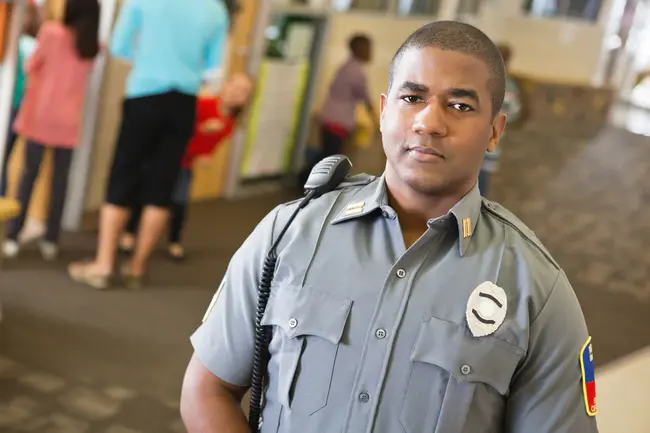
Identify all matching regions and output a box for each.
[482,200,559,270]
[580,336,597,417]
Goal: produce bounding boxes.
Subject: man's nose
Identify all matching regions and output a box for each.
[412,103,447,136]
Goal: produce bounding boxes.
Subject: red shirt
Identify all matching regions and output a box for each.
[181,97,236,169]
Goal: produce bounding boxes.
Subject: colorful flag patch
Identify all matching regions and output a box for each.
[580,336,597,416]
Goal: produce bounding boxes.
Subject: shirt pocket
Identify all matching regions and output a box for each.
[261,287,352,416]
[400,317,524,433]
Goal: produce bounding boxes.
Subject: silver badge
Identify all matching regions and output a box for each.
[466,281,507,337]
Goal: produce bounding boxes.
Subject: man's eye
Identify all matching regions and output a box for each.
[401,95,422,104]
[450,102,473,112]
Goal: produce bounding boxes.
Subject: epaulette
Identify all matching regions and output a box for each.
[335,173,377,190]
[482,199,560,270]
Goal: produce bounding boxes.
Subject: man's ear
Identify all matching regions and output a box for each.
[487,113,507,153]
[379,93,387,132]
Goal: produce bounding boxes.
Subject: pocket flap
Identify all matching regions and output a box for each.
[261,288,352,345]
[411,317,524,396]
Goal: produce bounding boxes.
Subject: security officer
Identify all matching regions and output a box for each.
[181,21,599,433]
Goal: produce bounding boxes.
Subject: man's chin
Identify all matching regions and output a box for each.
[402,172,447,196]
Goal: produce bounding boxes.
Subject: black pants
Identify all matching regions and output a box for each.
[0,107,20,197]
[105,91,196,208]
[7,140,74,243]
[299,127,347,186]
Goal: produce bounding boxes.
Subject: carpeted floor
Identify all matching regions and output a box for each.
[0,120,649,432]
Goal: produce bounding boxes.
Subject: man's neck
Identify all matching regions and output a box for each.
[385,171,472,231]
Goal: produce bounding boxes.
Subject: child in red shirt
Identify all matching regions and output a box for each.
[120,73,253,260]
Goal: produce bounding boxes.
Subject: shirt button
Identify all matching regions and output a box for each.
[358,392,370,403]
[396,269,406,278]
[375,328,386,339]
[461,364,472,375]
[288,318,298,328]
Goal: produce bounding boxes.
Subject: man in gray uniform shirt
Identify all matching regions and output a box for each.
[181,21,599,433]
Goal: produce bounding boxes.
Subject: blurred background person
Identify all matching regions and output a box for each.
[478,43,522,197]
[298,33,378,187]
[68,0,229,290]
[0,0,43,197]
[119,73,254,262]
[2,0,100,261]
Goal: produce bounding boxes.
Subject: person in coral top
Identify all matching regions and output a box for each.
[3,0,99,261]
[120,73,253,261]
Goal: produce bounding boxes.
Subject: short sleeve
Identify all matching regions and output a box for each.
[505,271,599,433]
[190,205,281,387]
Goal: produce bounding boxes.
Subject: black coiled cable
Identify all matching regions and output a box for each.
[248,191,315,432]
[248,251,277,432]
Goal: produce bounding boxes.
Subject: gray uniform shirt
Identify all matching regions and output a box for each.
[191,174,599,433]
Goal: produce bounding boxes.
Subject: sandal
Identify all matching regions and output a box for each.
[120,262,144,290]
[68,261,112,290]
[167,244,186,262]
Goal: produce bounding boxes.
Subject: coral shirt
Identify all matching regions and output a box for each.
[15,22,95,148]
[181,97,235,169]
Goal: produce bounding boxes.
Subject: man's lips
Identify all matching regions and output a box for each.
[407,146,445,160]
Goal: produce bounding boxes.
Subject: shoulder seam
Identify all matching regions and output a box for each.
[482,203,560,271]
[530,269,563,326]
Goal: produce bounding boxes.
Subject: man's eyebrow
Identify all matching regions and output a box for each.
[448,88,480,103]
[398,81,429,93]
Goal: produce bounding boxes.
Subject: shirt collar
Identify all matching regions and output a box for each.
[331,175,482,256]
[445,182,482,256]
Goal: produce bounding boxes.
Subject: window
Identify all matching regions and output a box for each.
[524,0,603,22]
[331,0,391,12]
[396,0,441,16]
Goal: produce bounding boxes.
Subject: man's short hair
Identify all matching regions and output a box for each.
[388,21,506,115]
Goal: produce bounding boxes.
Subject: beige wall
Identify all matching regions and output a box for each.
[492,18,605,84]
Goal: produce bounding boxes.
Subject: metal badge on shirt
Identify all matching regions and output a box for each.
[466,281,507,337]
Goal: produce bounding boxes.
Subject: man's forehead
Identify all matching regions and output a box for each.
[393,46,491,89]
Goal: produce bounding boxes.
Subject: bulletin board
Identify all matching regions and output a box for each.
[239,59,310,180]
